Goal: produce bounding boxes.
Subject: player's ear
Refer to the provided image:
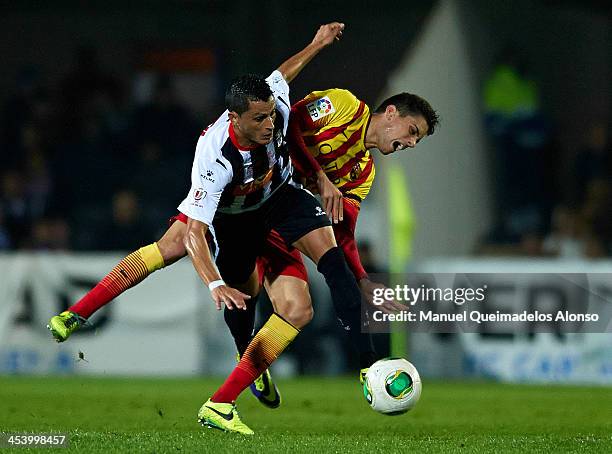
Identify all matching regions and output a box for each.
[385,104,397,121]
[228,111,240,128]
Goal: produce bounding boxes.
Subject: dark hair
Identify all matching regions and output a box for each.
[225,74,273,114]
[375,93,439,135]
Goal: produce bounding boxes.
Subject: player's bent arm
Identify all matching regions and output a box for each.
[183,218,220,284]
[288,111,343,223]
[287,112,322,178]
[183,218,250,311]
[277,22,344,83]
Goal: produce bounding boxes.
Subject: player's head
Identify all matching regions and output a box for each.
[226,74,276,147]
[371,93,439,155]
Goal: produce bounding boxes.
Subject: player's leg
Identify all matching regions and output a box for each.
[293,226,376,372]
[270,185,377,372]
[213,211,265,357]
[47,216,188,342]
[198,213,267,433]
[266,274,313,329]
[210,238,311,408]
[256,228,314,330]
[222,266,260,355]
[244,274,310,406]
[198,267,267,434]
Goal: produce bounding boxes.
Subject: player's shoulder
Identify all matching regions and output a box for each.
[266,70,286,88]
[195,113,232,162]
[266,70,290,115]
[200,113,230,145]
[327,88,359,101]
[303,89,362,116]
[298,89,363,125]
[266,70,289,98]
[306,88,360,105]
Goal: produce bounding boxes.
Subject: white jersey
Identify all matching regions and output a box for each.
[178,70,292,225]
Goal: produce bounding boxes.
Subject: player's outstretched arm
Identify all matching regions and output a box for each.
[277,22,344,83]
[183,218,251,311]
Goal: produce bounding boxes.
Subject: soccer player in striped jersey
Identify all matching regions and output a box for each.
[203,88,438,434]
[289,88,439,295]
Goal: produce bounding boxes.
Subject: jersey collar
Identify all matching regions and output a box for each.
[229,122,259,151]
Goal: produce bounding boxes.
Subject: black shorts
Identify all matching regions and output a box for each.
[212,183,331,285]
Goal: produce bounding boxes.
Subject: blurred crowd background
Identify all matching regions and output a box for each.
[0,48,198,251]
[0,0,610,260]
[477,48,612,259]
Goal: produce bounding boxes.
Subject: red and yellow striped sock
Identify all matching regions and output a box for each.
[211,313,299,403]
[69,243,165,319]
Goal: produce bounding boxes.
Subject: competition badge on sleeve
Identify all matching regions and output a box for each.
[307,96,335,121]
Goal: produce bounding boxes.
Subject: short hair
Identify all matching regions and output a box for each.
[375,93,439,136]
[225,74,273,115]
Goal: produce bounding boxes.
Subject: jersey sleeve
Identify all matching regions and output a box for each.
[266,70,290,120]
[288,89,362,178]
[177,137,232,226]
[287,109,322,177]
[292,89,360,133]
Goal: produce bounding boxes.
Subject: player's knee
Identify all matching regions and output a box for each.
[297,304,314,327]
[277,300,313,329]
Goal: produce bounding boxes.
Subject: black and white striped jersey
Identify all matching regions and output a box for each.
[178,70,292,226]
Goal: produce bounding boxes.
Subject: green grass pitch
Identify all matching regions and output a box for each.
[1,376,610,453]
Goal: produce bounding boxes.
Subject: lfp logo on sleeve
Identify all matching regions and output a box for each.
[307,96,335,121]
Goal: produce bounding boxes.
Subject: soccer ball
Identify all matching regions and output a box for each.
[363,358,422,415]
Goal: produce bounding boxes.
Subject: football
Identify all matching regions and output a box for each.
[363,358,422,415]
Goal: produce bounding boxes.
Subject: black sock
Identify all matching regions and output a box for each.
[224,294,258,355]
[317,247,377,369]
